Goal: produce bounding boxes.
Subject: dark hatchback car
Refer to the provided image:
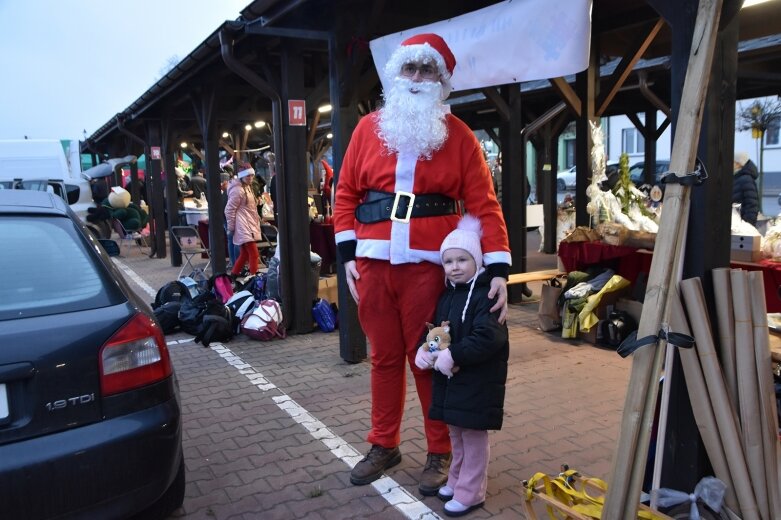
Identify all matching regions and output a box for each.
[629,159,672,187]
[0,191,183,519]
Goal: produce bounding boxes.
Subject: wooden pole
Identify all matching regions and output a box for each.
[712,267,738,410]
[669,291,739,513]
[681,277,760,520]
[747,271,781,517]
[731,270,769,519]
[602,1,723,516]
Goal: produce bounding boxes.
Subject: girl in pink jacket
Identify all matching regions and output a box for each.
[225,164,261,277]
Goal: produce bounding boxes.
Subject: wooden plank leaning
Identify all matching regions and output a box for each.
[601,0,723,517]
[681,277,760,520]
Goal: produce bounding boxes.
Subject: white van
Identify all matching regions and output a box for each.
[0,140,104,235]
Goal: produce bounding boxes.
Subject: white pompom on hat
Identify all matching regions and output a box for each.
[383,33,457,99]
[440,214,483,270]
[734,151,749,167]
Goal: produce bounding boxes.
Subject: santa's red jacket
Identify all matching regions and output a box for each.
[333,112,511,272]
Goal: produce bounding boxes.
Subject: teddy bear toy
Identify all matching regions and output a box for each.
[414,321,459,376]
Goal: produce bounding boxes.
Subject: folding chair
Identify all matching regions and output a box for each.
[112,218,147,255]
[257,223,278,266]
[171,225,211,279]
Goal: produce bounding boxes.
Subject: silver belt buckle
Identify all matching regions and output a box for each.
[390,191,415,223]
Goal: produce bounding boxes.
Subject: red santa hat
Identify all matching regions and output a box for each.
[383,33,457,98]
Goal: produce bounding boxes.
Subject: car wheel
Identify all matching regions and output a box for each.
[87,220,112,240]
[557,179,566,192]
[129,457,185,520]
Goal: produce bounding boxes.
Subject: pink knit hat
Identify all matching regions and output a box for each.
[440,214,483,270]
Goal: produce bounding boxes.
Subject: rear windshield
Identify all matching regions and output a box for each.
[0,216,122,320]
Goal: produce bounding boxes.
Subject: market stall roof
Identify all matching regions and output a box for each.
[82,0,781,156]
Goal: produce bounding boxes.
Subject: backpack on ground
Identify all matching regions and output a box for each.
[225,290,257,333]
[312,298,337,332]
[265,256,281,302]
[179,276,204,300]
[187,268,210,293]
[153,301,182,334]
[239,274,267,302]
[178,291,218,336]
[194,301,234,347]
[240,299,286,341]
[209,272,234,304]
[153,280,191,310]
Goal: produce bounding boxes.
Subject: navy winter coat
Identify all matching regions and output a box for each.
[732,159,759,225]
[428,271,508,431]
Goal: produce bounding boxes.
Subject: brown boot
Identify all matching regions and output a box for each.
[419,452,452,496]
[350,445,402,485]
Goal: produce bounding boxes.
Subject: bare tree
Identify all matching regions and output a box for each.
[736,96,781,209]
[153,55,181,82]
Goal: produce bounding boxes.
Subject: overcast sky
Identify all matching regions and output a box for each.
[0,0,250,141]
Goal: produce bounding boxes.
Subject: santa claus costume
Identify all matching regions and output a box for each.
[332,33,511,496]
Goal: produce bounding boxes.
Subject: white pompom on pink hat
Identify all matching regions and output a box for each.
[440,214,483,270]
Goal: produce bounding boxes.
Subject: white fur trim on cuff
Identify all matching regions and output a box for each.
[335,230,356,244]
[484,251,512,266]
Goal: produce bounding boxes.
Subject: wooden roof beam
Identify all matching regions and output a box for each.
[550,77,581,117]
[596,18,665,116]
[481,87,511,122]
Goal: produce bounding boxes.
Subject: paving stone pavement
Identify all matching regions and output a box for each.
[112,240,632,520]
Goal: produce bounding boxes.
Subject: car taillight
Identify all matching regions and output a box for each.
[99,313,172,396]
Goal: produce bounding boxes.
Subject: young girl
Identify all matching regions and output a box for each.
[225,163,262,278]
[415,215,509,517]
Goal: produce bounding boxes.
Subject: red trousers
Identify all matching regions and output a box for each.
[231,242,259,275]
[355,259,451,454]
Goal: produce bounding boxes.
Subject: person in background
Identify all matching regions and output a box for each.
[415,215,508,517]
[732,151,759,226]
[175,167,193,210]
[225,163,262,278]
[332,33,510,495]
[266,152,279,223]
[220,172,239,269]
[190,168,208,202]
[320,159,334,216]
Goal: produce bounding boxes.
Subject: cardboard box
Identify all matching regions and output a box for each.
[578,288,629,344]
[730,234,761,263]
[318,276,338,303]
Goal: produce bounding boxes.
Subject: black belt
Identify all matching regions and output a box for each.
[355,190,459,224]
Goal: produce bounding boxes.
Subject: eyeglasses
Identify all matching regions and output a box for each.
[400,62,439,80]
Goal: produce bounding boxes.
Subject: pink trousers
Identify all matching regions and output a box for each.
[355,259,451,454]
[447,426,489,506]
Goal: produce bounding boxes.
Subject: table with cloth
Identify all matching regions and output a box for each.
[557,240,781,312]
[310,221,336,274]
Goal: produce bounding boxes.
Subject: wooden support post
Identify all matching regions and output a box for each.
[330,20,367,363]
[145,120,167,260]
[602,1,723,517]
[500,83,527,303]
[573,41,597,227]
[162,116,179,265]
[281,42,315,334]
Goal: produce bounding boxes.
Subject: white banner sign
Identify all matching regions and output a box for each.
[370,0,592,93]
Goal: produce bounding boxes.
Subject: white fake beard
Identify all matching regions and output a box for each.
[377,77,448,159]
